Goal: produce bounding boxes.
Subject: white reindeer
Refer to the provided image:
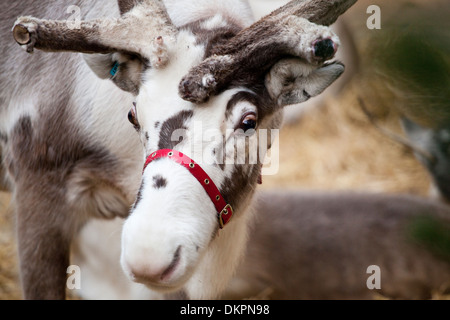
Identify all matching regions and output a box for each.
[71,7,450,301]
[2,0,353,299]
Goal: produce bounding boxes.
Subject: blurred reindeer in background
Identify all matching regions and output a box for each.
[400,118,450,204]
[358,1,450,203]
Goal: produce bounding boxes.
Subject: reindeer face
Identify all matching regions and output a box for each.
[120,30,284,291]
[120,26,344,292]
[12,0,354,297]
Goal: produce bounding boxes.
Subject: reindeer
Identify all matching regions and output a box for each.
[71,3,450,300]
[358,99,450,205]
[2,0,354,299]
[400,118,450,204]
[222,190,450,300]
[1,1,142,300]
[74,75,450,301]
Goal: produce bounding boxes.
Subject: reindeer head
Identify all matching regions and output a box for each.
[13,0,355,298]
[401,118,450,202]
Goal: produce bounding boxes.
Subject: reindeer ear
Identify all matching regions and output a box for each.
[400,117,434,150]
[401,117,429,137]
[83,53,144,95]
[82,54,115,80]
[265,58,344,107]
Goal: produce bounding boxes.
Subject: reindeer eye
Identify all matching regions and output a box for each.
[237,112,257,133]
[128,102,140,131]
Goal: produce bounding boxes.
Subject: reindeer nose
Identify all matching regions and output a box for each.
[127,245,182,283]
[313,38,337,61]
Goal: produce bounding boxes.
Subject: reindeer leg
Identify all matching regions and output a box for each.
[14,192,74,300]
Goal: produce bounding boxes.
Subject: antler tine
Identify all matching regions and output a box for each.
[357,97,437,163]
[12,0,176,66]
[179,0,357,103]
[271,0,357,26]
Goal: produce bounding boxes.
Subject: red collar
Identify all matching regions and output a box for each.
[143,149,233,228]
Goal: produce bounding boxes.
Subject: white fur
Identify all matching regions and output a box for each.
[70,57,144,203]
[72,218,163,300]
[0,97,38,137]
[248,0,289,19]
[201,14,229,30]
[164,0,254,28]
[121,160,218,291]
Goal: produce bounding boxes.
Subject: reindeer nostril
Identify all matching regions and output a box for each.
[313,38,336,60]
[126,245,183,284]
[161,246,182,281]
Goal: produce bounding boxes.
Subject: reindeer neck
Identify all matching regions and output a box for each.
[184,205,255,299]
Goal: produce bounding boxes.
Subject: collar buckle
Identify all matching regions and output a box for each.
[219,204,233,229]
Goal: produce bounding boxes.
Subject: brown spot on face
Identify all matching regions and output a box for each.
[153,175,168,189]
[220,164,260,217]
[158,110,193,150]
[181,18,241,59]
[118,0,145,15]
